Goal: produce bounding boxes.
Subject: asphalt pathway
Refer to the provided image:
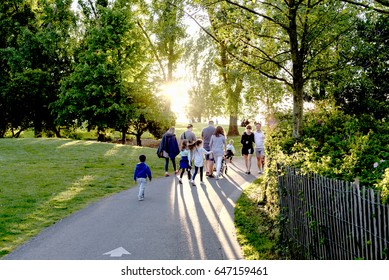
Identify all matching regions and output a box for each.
[5,157,258,260]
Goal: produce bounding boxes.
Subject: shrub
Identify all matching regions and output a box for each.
[266,103,388,195]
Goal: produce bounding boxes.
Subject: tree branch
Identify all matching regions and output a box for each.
[341,0,389,14]
[223,0,289,30]
[238,38,293,78]
[136,21,167,81]
[167,1,291,86]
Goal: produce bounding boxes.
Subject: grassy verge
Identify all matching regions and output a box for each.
[0,138,166,258]
[234,177,282,260]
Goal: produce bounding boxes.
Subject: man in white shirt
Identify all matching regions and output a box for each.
[254,122,265,174]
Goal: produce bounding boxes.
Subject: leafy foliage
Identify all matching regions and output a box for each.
[0,0,76,137]
[54,2,149,139]
[331,14,389,120]
[266,103,389,201]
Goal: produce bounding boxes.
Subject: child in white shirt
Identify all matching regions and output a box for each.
[189,139,212,186]
[225,139,236,162]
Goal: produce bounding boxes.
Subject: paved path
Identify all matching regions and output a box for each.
[5,157,258,260]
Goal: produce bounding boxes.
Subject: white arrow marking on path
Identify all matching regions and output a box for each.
[103,247,131,257]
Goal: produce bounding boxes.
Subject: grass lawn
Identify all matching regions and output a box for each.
[0,138,167,258]
[0,122,247,258]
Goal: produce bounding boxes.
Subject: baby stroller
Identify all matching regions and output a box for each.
[219,155,228,176]
[225,150,234,162]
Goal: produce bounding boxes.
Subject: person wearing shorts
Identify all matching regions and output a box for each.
[254,122,265,174]
[240,125,255,174]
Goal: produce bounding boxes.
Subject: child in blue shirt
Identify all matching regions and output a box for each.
[134,155,152,201]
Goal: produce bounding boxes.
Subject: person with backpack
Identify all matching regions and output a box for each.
[180,124,196,145]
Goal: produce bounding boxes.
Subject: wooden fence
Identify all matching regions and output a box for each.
[278,167,389,260]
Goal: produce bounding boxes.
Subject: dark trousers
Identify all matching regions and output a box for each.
[165,158,177,172]
[192,166,204,181]
[180,168,191,179]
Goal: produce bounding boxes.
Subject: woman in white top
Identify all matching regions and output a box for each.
[209,126,227,179]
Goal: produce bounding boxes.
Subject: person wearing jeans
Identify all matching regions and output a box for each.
[209,126,226,180]
[133,155,152,201]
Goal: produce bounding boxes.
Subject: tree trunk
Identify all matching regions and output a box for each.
[292,85,304,139]
[54,127,61,138]
[227,115,239,136]
[289,4,304,140]
[97,128,106,142]
[121,127,127,145]
[136,134,142,146]
[34,120,43,138]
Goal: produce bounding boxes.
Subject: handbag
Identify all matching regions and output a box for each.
[162,150,169,158]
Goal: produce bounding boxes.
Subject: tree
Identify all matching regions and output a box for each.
[185,32,222,122]
[200,2,246,135]
[330,14,389,119]
[54,1,149,141]
[126,90,175,145]
[150,0,187,82]
[194,0,360,139]
[0,0,76,137]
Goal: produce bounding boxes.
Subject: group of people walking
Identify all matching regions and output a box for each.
[156,120,266,185]
[134,120,266,200]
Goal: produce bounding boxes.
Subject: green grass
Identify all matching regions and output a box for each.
[234,177,282,260]
[0,122,247,258]
[0,138,167,258]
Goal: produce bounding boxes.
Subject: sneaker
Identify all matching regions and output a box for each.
[165,172,170,177]
[200,181,204,184]
[192,182,196,187]
[138,197,144,201]
[179,178,182,184]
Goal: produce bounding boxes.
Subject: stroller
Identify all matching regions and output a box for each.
[219,155,228,176]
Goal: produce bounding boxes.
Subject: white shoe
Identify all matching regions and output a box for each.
[179,179,182,184]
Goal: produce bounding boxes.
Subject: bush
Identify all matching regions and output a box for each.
[267,103,388,193]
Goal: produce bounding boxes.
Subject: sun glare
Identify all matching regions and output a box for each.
[161,80,191,122]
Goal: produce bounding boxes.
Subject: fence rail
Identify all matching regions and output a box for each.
[278,167,389,260]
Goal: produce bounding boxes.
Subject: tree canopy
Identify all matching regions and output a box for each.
[0,0,388,149]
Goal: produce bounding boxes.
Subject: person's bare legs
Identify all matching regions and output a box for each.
[247,154,252,173]
[257,155,264,173]
[243,154,248,173]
